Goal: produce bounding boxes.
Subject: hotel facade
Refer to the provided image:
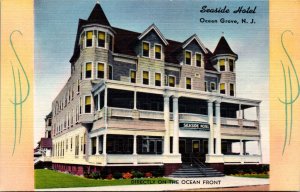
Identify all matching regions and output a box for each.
[50,3,262,175]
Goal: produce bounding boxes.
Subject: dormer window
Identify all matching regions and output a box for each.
[229,59,234,72]
[98,31,105,48]
[219,59,225,71]
[155,44,162,59]
[142,42,150,57]
[86,31,93,47]
[185,51,191,65]
[196,53,201,67]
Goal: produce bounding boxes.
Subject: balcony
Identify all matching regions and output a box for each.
[139,110,164,120]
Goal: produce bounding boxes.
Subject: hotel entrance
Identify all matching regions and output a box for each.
[179,137,208,163]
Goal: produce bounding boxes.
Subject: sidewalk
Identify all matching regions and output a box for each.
[36,176,269,191]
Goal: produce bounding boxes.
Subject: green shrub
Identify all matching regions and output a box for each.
[91,172,101,179]
[113,171,122,179]
[132,171,143,178]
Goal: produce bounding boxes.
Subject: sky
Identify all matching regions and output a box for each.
[34,0,269,162]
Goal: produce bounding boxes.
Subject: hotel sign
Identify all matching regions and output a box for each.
[179,122,210,131]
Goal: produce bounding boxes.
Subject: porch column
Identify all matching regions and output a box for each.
[208,100,214,155]
[104,87,108,108]
[98,93,101,110]
[163,95,170,155]
[240,140,244,155]
[172,96,179,155]
[133,91,137,110]
[215,100,222,155]
[103,134,107,155]
[238,103,242,119]
[243,141,246,155]
[96,136,99,155]
[89,138,93,155]
[133,135,137,155]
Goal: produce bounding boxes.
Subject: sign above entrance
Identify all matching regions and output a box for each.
[179,122,210,131]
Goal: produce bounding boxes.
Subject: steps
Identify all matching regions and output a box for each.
[168,164,225,178]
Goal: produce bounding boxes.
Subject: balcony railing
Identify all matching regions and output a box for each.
[139,110,164,120]
[95,107,258,129]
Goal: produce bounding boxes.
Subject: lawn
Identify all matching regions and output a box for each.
[35,169,172,189]
[231,173,269,178]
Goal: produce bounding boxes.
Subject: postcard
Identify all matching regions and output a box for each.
[0,0,299,191]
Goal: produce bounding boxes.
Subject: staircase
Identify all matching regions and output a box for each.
[169,157,224,178]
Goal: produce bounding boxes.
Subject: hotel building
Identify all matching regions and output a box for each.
[50,2,262,175]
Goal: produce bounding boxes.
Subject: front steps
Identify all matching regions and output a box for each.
[168,164,224,178]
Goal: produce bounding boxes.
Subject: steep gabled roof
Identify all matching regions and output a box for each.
[182,34,208,54]
[138,24,168,45]
[87,2,110,26]
[213,36,237,56]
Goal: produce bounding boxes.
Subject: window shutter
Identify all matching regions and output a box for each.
[86,63,92,71]
[85,96,91,105]
[98,32,105,40]
[143,71,149,79]
[155,73,161,81]
[87,31,93,39]
[155,45,161,52]
[143,42,149,50]
[98,63,104,71]
[186,51,191,59]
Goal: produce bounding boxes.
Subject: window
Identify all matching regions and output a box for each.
[97,63,104,78]
[130,70,136,83]
[108,65,113,80]
[70,137,73,151]
[80,33,84,49]
[219,59,225,71]
[108,34,113,51]
[79,98,82,114]
[220,83,226,94]
[229,59,234,72]
[186,77,192,89]
[210,82,216,91]
[185,51,191,65]
[155,44,162,59]
[83,133,86,154]
[86,31,93,47]
[169,76,175,87]
[205,81,207,91]
[77,80,80,93]
[66,139,68,151]
[142,42,150,57]
[143,71,149,85]
[85,62,92,79]
[230,83,235,96]
[155,73,161,86]
[80,137,83,152]
[98,31,105,48]
[85,96,91,113]
[196,53,201,67]
[75,135,79,156]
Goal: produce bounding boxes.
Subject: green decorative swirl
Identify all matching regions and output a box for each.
[278,30,299,155]
[9,30,30,156]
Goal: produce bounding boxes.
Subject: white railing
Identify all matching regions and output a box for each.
[221,117,239,126]
[179,113,208,122]
[110,107,133,118]
[94,109,104,120]
[137,155,164,164]
[107,154,135,164]
[139,110,164,120]
[88,155,105,164]
[243,119,257,127]
[224,155,261,164]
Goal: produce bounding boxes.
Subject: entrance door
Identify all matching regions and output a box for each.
[179,139,186,154]
[192,140,200,153]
